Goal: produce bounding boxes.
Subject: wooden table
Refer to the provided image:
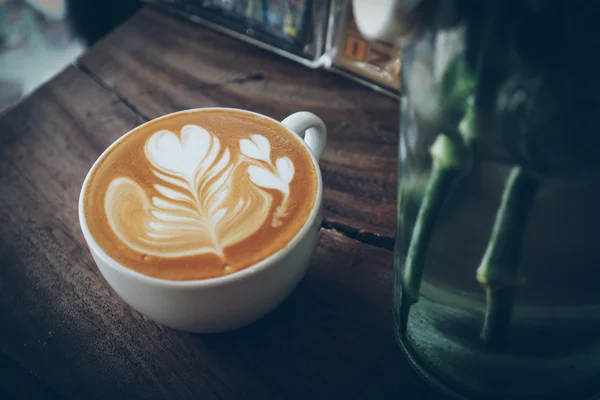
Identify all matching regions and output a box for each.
[0,7,444,399]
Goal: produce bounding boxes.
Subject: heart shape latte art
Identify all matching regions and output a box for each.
[105,125,295,259]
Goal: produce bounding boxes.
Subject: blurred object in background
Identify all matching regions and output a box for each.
[0,0,399,115]
[146,0,400,95]
[0,0,138,114]
[69,0,138,44]
[324,0,401,98]
[144,0,329,67]
[26,0,67,19]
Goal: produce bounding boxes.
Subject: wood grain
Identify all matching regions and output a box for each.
[0,65,440,399]
[77,7,399,242]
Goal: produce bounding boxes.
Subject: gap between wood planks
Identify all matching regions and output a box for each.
[74,62,395,252]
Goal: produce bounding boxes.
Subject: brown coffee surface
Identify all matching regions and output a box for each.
[83,109,317,280]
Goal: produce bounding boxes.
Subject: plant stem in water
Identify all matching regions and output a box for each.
[398,134,466,336]
[477,166,540,347]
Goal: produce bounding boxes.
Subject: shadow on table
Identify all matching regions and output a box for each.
[185,229,439,399]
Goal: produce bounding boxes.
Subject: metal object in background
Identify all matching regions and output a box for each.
[144,0,401,97]
[142,0,329,68]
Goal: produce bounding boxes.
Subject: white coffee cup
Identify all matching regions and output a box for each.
[78,108,327,333]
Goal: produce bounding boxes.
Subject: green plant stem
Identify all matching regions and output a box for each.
[476,166,540,347]
[398,135,466,337]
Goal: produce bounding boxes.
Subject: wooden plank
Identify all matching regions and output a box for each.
[77,7,399,241]
[0,66,437,399]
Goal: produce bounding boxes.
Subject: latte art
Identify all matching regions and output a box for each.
[82,109,317,281]
[105,125,295,259]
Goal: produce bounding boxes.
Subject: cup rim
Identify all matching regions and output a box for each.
[78,107,324,289]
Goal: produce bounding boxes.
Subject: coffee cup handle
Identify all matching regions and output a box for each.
[281,112,327,161]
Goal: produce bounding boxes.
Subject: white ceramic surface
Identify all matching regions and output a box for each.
[79,108,326,333]
[352,0,404,40]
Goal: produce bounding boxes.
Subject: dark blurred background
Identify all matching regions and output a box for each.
[0,0,140,113]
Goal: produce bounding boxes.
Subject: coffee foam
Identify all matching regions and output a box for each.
[105,125,293,258]
[84,110,317,281]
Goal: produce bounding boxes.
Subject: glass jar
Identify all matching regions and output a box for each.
[390,1,600,399]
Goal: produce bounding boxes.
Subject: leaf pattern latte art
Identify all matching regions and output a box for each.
[105,125,295,258]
